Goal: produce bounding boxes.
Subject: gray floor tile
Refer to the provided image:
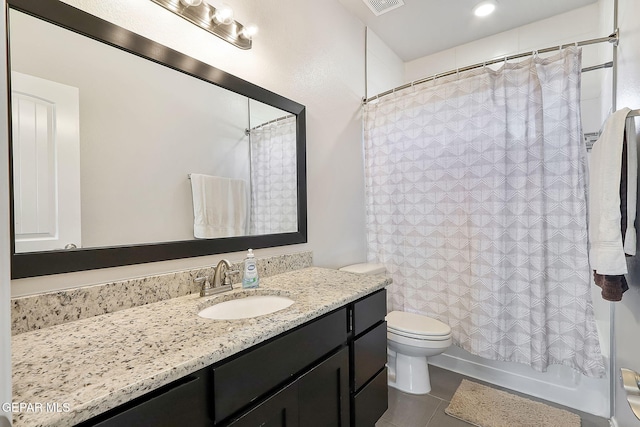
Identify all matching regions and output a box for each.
[375,418,400,427]
[380,387,441,427]
[427,400,474,427]
[428,365,466,401]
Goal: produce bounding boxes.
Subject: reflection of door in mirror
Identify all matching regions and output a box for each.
[11,71,81,253]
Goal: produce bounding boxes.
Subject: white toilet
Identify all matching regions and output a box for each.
[339,263,452,395]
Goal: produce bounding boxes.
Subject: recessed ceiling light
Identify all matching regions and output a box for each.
[473,1,497,17]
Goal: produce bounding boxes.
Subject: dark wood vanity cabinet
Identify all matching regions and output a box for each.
[77,289,387,427]
[351,290,388,427]
[226,380,299,427]
[78,370,212,427]
[228,347,350,427]
[216,308,349,425]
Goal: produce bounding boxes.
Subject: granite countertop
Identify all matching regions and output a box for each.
[11,267,390,427]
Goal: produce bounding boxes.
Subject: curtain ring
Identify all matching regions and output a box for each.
[410,80,417,95]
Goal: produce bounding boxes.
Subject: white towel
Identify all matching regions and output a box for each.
[589,107,636,275]
[190,174,248,239]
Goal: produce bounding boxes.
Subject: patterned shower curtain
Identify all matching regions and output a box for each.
[249,115,298,235]
[363,47,604,377]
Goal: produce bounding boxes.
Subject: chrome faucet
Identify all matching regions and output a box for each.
[213,259,233,288]
[198,259,238,297]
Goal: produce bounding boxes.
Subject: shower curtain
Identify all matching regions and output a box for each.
[249,115,298,235]
[363,47,604,377]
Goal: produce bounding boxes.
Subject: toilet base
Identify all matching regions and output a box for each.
[387,352,431,395]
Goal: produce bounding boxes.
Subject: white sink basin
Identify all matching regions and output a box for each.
[198,295,294,320]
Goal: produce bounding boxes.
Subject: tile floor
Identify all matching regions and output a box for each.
[375,365,610,427]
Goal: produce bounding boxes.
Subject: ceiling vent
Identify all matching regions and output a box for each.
[362,0,405,16]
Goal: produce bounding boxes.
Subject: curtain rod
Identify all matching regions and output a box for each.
[245,114,295,135]
[363,31,620,105]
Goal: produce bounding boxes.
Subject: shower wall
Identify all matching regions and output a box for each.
[366,1,613,417]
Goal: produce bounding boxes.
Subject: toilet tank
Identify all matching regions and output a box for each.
[339,263,386,275]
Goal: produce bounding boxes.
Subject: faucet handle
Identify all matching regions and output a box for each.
[196,276,213,297]
[223,270,240,286]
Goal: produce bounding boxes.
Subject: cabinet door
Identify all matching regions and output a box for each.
[298,347,350,427]
[227,382,298,427]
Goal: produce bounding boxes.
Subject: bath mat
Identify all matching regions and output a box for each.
[444,379,581,427]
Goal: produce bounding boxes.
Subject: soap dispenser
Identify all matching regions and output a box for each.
[242,249,259,289]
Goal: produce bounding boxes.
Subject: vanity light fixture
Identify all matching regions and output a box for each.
[240,24,259,40]
[179,0,203,6]
[473,0,497,17]
[212,3,234,25]
[150,0,257,49]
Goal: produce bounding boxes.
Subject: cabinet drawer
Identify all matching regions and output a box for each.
[354,321,387,391]
[353,289,386,336]
[353,367,388,427]
[213,308,347,423]
[86,373,210,427]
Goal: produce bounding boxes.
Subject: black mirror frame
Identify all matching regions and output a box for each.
[8,0,307,279]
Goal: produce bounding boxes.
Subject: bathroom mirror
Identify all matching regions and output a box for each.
[7,0,307,278]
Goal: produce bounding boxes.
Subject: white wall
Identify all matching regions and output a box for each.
[10,0,368,296]
[365,28,404,98]
[613,0,640,424]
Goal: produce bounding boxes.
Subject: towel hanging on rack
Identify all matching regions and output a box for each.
[189,173,248,239]
[589,107,637,301]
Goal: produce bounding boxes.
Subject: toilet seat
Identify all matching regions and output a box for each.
[386,311,451,341]
[388,330,452,349]
[388,328,452,341]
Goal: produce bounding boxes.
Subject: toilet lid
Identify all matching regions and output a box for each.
[386,311,451,337]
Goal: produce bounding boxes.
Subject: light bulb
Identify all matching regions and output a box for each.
[240,24,258,40]
[179,0,203,6]
[473,1,496,17]
[213,4,234,25]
